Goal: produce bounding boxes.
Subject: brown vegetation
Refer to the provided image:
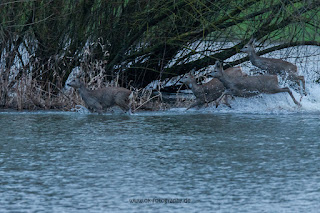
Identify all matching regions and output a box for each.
[1,0,320,111]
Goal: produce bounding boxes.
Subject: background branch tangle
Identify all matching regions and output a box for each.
[0,0,319,108]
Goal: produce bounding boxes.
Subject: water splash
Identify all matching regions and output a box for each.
[148,44,320,114]
[168,81,320,115]
[70,105,91,114]
[202,45,320,114]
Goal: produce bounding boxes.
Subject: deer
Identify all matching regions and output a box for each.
[67,78,133,114]
[209,61,301,107]
[240,38,306,97]
[181,66,247,109]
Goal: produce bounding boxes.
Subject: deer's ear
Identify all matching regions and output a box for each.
[252,38,257,47]
[248,37,254,44]
[75,73,85,80]
[190,68,196,75]
[214,61,222,70]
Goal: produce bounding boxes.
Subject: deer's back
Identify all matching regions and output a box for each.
[230,75,279,93]
[253,56,297,74]
[203,78,225,91]
[224,66,246,77]
[86,87,131,107]
[193,78,224,101]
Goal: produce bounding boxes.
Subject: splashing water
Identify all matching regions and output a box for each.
[70,105,91,114]
[188,45,320,114]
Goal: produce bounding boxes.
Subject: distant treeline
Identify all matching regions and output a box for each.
[0,0,320,108]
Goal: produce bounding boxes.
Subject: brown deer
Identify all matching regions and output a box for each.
[210,61,301,107]
[181,67,246,109]
[241,38,306,97]
[67,78,132,113]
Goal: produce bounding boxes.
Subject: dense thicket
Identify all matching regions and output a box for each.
[1,0,320,108]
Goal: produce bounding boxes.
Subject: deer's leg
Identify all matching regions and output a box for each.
[128,92,134,114]
[92,103,103,114]
[291,75,306,99]
[93,103,103,114]
[187,100,204,110]
[215,90,232,108]
[114,95,131,113]
[119,104,130,112]
[222,95,232,108]
[86,97,104,114]
[117,100,130,112]
[279,87,301,106]
[298,75,307,96]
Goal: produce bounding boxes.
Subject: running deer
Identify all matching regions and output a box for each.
[241,38,306,96]
[209,61,301,107]
[67,78,132,113]
[181,67,246,109]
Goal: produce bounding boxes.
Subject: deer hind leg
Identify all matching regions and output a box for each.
[115,97,130,113]
[215,90,232,108]
[115,92,133,113]
[91,103,103,114]
[128,92,134,114]
[86,97,104,114]
[278,87,301,106]
[118,104,130,113]
[291,75,306,99]
[118,102,130,112]
[222,95,232,108]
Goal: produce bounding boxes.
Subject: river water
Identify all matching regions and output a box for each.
[0,110,319,212]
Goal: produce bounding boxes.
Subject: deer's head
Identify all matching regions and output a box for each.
[67,78,83,89]
[240,38,256,53]
[209,61,224,78]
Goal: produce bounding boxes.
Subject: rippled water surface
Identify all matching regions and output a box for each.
[0,111,319,212]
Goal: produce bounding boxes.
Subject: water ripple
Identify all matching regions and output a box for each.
[0,112,319,212]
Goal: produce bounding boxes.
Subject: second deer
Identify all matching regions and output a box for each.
[181,67,246,109]
[210,61,301,107]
